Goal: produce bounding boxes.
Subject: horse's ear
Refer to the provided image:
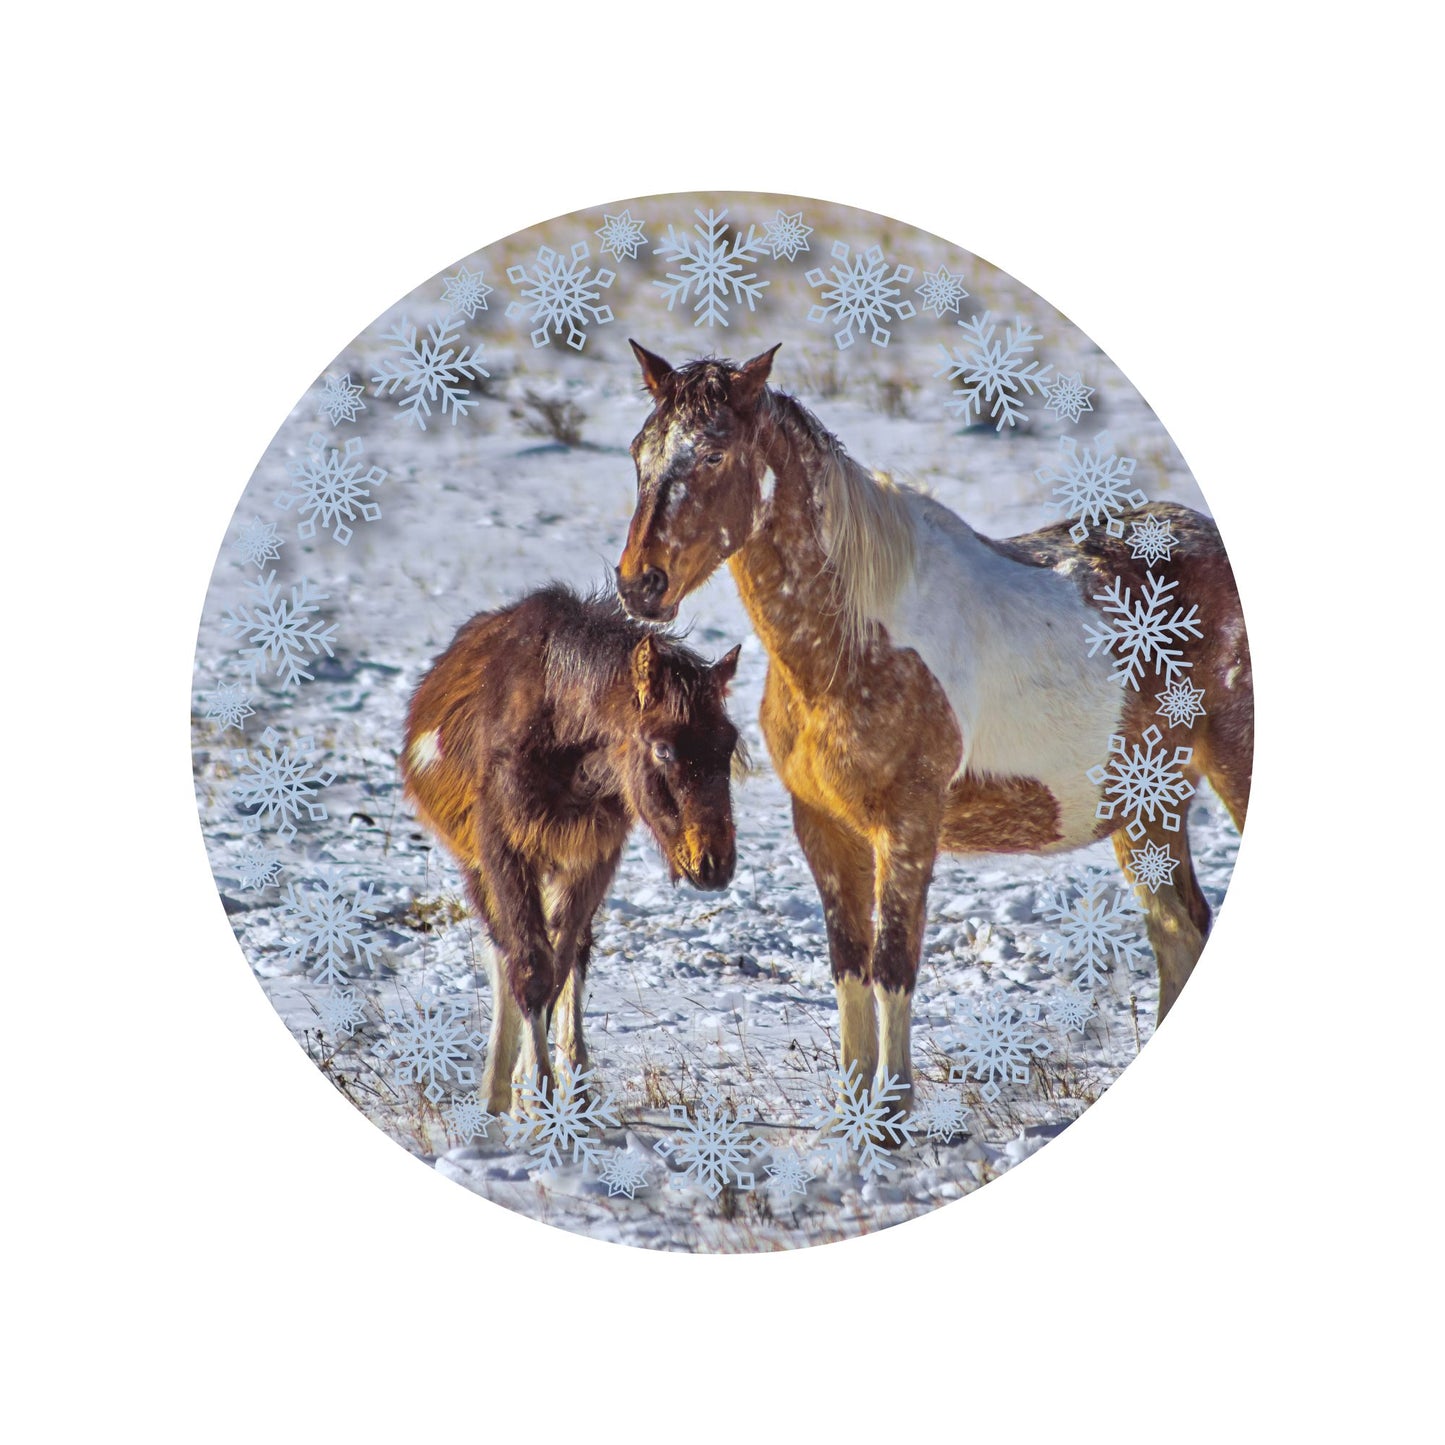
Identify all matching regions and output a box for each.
[631,634,664,708]
[711,644,741,693]
[731,344,781,411]
[630,339,675,399]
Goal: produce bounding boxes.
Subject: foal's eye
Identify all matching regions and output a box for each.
[704,452,724,466]
[651,741,676,765]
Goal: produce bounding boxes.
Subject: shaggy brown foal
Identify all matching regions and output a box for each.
[402,585,741,1113]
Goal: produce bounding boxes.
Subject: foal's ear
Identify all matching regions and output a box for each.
[630,339,675,399]
[630,634,665,708]
[711,643,742,693]
[730,344,781,411]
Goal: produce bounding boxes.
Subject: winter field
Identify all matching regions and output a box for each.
[191,193,1241,1252]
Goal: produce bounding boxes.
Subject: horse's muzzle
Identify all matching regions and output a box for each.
[616,565,676,623]
[686,847,736,892]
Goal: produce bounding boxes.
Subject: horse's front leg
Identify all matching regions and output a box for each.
[545,855,620,1076]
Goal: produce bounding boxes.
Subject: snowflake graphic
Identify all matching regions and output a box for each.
[1127,838,1179,894]
[278,434,385,545]
[317,988,365,1038]
[440,264,492,319]
[504,1063,620,1169]
[594,210,648,262]
[1128,513,1176,566]
[376,992,487,1105]
[653,208,769,328]
[371,313,489,429]
[1040,433,1146,541]
[1046,985,1096,1034]
[1088,726,1197,839]
[221,572,337,688]
[760,209,812,261]
[936,312,1053,429]
[913,1072,970,1143]
[653,1085,770,1198]
[807,1065,919,1178]
[230,728,334,842]
[597,1149,652,1199]
[1038,873,1147,988]
[1046,372,1095,424]
[763,1149,816,1196]
[914,266,968,316]
[444,1092,494,1144]
[955,989,1050,1104]
[234,839,283,892]
[506,242,615,350]
[806,240,916,350]
[1084,572,1203,691]
[316,373,366,426]
[1156,676,1208,729]
[278,872,380,989]
[232,517,284,569]
[204,683,254,731]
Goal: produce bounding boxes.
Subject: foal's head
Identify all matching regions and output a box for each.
[617,341,779,623]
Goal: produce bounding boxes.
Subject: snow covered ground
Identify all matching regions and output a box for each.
[191,193,1241,1252]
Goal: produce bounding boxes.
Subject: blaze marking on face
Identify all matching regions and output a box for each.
[409,729,442,770]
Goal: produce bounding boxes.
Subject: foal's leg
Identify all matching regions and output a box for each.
[462,870,524,1116]
[545,857,619,1074]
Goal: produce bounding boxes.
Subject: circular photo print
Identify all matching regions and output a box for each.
[192,192,1251,1252]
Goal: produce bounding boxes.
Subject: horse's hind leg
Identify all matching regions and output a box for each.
[461,868,525,1115]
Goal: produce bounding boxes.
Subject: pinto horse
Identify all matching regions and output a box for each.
[616,343,1251,1111]
[403,584,742,1112]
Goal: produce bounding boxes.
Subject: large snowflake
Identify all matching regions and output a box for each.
[316,373,366,426]
[232,517,284,569]
[1046,371,1095,424]
[317,988,366,1038]
[233,838,282,892]
[506,241,615,350]
[912,1072,970,1143]
[1037,873,1147,988]
[653,208,769,328]
[1088,726,1196,839]
[955,990,1050,1104]
[444,1092,494,1144]
[653,1085,769,1198]
[371,313,489,429]
[914,266,968,316]
[807,1065,919,1178]
[230,728,334,842]
[763,1149,816,1196]
[760,209,812,261]
[1128,513,1176,566]
[278,434,385,545]
[806,240,916,349]
[594,210,648,262]
[1039,433,1147,541]
[1084,573,1203,691]
[1046,985,1096,1035]
[440,264,492,319]
[1127,838,1179,894]
[221,571,337,688]
[597,1148,652,1199]
[277,872,380,989]
[504,1063,620,1170]
[936,312,1053,429]
[1156,676,1207,729]
[376,992,487,1105]
[204,682,254,731]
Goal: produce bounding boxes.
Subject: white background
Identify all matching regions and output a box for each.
[5,3,1437,1440]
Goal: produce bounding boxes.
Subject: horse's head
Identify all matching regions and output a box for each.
[616,341,779,623]
[619,632,742,891]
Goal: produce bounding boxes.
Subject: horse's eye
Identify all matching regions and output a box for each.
[705,452,725,466]
[651,741,676,764]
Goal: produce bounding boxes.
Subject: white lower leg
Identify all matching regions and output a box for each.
[516,1010,555,1110]
[553,965,588,1070]
[874,985,914,1107]
[835,975,879,1085]
[481,947,522,1114]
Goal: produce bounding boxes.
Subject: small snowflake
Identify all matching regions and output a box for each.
[1040,433,1147,541]
[1127,838,1179,894]
[807,240,916,350]
[1046,986,1096,1034]
[912,1072,970,1142]
[1128,513,1176,566]
[914,266,968,316]
[654,1085,770,1198]
[445,1092,494,1144]
[233,839,282,892]
[507,241,615,350]
[278,434,385,545]
[504,1063,620,1170]
[955,990,1050,1104]
[1046,372,1095,424]
[1084,572,1203,691]
[316,373,366,426]
[371,313,489,429]
[440,264,492,319]
[1156,676,1207,729]
[204,683,254,731]
[278,872,380,989]
[597,1149,652,1199]
[763,1149,816,1196]
[1088,726,1197,840]
[936,312,1053,429]
[317,988,366,1038]
[760,208,813,261]
[221,572,337,688]
[653,208,769,328]
[1038,873,1147,988]
[594,209,648,262]
[232,518,285,569]
[230,728,334,842]
[807,1065,918,1178]
[376,992,487,1105]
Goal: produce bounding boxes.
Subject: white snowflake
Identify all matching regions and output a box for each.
[232,517,284,569]
[806,240,916,350]
[1088,726,1197,839]
[597,1148,652,1199]
[1038,874,1147,988]
[204,683,254,731]
[234,839,282,892]
[371,313,489,429]
[594,209,648,262]
[763,1148,816,1196]
[1156,676,1208,729]
[278,872,380,989]
[504,1063,620,1169]
[1046,985,1096,1034]
[914,266,968,316]
[1084,572,1203,691]
[440,264,492,319]
[912,1072,970,1142]
[1128,513,1176,566]
[1045,372,1094,424]
[506,242,615,350]
[230,728,334,842]
[376,992,487,1105]
[1040,433,1147,541]
[221,572,337,688]
[760,208,812,261]
[807,1065,919,1178]
[278,434,385,545]
[317,988,365,1038]
[653,208,769,328]
[316,373,366,426]
[444,1092,494,1144]
[955,989,1050,1104]
[1127,838,1179,894]
[936,312,1053,429]
[653,1085,769,1198]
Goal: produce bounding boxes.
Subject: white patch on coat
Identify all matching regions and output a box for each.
[409,729,442,770]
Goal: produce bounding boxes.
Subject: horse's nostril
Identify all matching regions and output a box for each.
[641,567,667,600]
